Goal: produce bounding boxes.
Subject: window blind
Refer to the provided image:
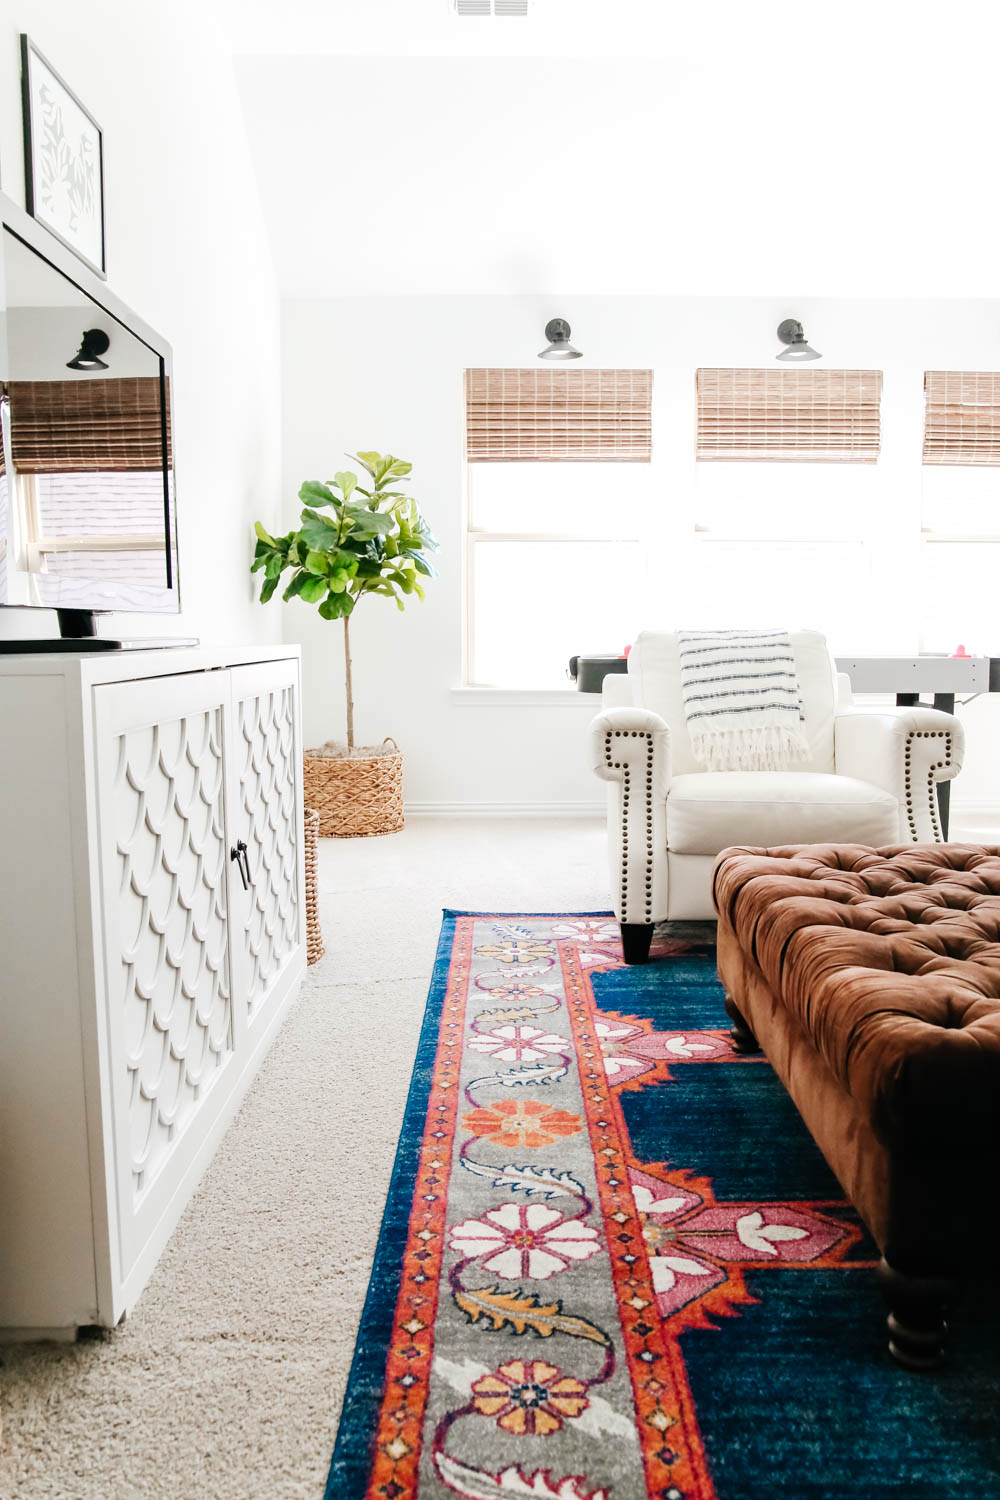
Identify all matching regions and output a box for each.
[923,371,1000,466]
[465,368,653,462]
[696,368,882,463]
[7,377,169,474]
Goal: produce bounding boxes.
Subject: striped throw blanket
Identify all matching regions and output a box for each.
[678,629,810,773]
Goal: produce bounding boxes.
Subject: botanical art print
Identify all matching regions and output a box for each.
[21,36,106,277]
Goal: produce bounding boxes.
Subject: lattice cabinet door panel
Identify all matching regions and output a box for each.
[94,670,239,1276]
[227,660,305,1035]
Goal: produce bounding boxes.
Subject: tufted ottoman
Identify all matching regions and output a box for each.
[713,842,1000,1368]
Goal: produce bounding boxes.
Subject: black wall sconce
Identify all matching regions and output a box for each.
[67,328,110,371]
[538,318,582,361]
[775,319,821,362]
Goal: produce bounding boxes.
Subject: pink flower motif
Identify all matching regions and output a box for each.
[594,1020,652,1080]
[546,919,621,944]
[468,1025,568,1063]
[448,1202,602,1280]
[629,1166,846,1319]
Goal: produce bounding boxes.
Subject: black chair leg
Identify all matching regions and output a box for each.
[877,1258,960,1370]
[620,923,654,964]
[724,992,762,1054]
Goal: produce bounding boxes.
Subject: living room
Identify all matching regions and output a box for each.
[0,2,998,1498]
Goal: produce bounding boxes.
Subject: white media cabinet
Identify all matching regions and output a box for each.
[0,644,306,1340]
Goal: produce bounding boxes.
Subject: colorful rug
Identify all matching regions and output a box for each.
[326,914,1000,1500]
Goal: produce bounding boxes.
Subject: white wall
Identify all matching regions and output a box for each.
[0,1,282,645]
[281,294,1000,817]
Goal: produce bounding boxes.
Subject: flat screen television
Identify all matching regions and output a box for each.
[0,193,181,649]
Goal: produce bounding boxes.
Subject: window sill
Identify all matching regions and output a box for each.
[450,686,598,707]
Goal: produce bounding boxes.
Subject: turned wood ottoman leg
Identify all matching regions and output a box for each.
[620,923,654,964]
[877,1258,960,1370]
[724,992,762,1054]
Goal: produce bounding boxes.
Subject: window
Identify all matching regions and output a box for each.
[465,369,653,688]
[921,372,1000,651]
[5,376,171,608]
[923,371,1000,467]
[695,368,882,463]
[691,367,889,652]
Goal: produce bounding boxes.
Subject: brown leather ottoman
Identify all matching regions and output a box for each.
[713,841,1000,1368]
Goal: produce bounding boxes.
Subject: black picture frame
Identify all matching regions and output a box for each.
[20,34,106,279]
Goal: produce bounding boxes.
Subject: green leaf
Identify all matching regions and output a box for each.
[299,575,328,604]
[304,550,330,576]
[346,507,393,535]
[352,450,382,480]
[282,571,308,601]
[318,590,356,619]
[334,470,358,502]
[382,458,412,480]
[299,480,337,508]
[299,515,341,550]
[264,554,284,580]
[259,575,280,604]
[254,521,275,545]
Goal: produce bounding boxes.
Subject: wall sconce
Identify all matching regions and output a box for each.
[538,318,582,361]
[67,328,110,370]
[775,319,821,362]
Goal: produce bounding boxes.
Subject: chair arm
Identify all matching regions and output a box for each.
[589,708,671,924]
[834,707,965,842]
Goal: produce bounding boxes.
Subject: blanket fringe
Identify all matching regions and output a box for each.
[689,723,810,774]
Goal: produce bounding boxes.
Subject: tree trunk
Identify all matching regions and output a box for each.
[344,613,355,751]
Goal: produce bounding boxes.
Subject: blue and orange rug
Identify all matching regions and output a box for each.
[327,914,1000,1499]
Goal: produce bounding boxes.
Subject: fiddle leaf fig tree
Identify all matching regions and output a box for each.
[252,452,437,751]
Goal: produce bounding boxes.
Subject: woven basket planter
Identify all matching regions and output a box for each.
[303,738,404,838]
[303,807,325,964]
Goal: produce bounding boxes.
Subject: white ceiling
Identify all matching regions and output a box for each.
[220,0,995,62]
[225,2,1000,299]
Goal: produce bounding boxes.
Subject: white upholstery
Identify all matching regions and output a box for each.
[666,771,899,856]
[590,631,966,925]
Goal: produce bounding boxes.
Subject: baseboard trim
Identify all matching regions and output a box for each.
[405,801,604,819]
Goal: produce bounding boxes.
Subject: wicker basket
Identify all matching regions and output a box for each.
[303,738,404,838]
[303,807,324,964]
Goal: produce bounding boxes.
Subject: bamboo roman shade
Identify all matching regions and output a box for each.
[7,377,169,474]
[696,368,882,463]
[923,372,1000,466]
[465,368,653,462]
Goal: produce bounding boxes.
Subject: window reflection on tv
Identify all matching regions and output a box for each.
[0,224,178,615]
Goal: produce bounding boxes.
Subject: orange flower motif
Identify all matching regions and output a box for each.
[461,1098,583,1150]
[470,1358,589,1436]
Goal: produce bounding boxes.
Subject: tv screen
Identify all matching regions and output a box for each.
[0,215,178,619]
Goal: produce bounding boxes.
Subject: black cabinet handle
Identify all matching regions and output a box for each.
[238,839,252,886]
[230,842,250,890]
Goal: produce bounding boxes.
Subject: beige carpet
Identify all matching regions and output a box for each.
[0,818,608,1500]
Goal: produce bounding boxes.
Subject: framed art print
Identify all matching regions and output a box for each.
[20,35,106,278]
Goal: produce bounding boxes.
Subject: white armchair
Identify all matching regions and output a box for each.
[589,631,964,961]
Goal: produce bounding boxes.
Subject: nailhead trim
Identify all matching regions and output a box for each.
[605,727,656,921]
[903,729,953,842]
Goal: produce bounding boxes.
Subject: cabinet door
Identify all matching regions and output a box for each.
[94,670,238,1281]
[227,660,304,1036]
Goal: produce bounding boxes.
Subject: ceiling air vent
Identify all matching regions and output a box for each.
[454,0,529,14]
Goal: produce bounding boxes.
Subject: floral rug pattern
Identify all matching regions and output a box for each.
[329,915,875,1499]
